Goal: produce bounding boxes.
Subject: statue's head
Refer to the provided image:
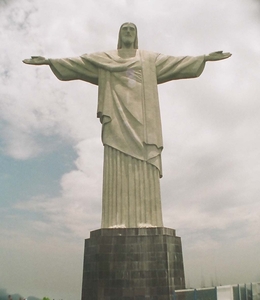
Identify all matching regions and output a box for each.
[117,22,138,49]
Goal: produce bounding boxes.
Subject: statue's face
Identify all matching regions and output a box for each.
[120,23,136,48]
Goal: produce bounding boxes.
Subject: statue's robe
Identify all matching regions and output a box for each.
[49,50,205,228]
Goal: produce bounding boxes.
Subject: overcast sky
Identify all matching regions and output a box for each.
[1,0,260,299]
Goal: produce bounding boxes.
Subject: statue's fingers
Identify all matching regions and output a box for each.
[222,53,232,58]
[209,51,223,56]
[23,59,32,64]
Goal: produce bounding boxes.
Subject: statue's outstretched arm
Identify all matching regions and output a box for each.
[204,51,232,62]
[23,56,50,65]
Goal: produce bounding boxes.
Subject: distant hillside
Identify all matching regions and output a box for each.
[0,289,40,300]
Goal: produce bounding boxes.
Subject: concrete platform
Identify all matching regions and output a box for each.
[82,227,185,300]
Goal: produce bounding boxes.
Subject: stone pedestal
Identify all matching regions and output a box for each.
[81,227,185,300]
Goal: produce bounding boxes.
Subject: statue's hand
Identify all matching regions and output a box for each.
[23,56,49,65]
[205,51,232,61]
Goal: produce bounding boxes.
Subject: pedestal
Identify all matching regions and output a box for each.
[81,227,185,300]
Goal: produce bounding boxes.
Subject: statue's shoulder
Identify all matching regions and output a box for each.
[81,51,113,58]
[139,50,160,61]
[104,50,118,56]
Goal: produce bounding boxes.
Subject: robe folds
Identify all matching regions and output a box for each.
[49,50,205,228]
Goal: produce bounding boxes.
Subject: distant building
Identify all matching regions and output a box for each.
[174,282,260,300]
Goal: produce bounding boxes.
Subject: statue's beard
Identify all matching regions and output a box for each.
[121,37,135,48]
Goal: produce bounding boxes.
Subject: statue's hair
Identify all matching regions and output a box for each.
[117,22,138,49]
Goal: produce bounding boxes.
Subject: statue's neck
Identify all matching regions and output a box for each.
[117,49,137,58]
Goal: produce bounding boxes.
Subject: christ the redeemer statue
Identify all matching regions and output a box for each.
[23,22,231,229]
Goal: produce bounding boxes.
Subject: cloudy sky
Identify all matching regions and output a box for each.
[1,0,260,299]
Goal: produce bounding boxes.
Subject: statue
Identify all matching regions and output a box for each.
[23,22,231,229]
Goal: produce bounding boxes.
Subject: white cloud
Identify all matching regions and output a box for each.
[10,138,103,241]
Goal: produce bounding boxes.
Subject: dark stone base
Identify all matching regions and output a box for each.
[81,227,185,300]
